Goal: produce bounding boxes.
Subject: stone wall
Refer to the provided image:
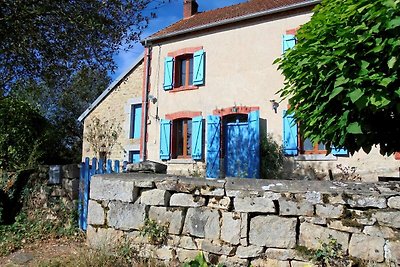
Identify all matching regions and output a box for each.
[87,174,400,266]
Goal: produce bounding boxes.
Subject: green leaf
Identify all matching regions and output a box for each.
[379,77,394,87]
[329,87,344,100]
[347,122,363,134]
[388,16,400,29]
[348,89,364,103]
[334,76,349,88]
[388,57,397,69]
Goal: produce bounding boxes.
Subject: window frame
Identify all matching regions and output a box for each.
[129,103,142,139]
[171,118,192,159]
[175,54,194,89]
[299,136,327,155]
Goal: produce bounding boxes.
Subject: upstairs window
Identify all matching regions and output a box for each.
[163,48,205,91]
[176,55,194,87]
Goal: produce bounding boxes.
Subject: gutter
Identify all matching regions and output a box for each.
[141,41,152,161]
[142,0,320,45]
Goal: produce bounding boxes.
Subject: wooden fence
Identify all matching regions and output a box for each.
[78,157,127,230]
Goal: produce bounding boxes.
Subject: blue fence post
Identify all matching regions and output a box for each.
[98,158,104,174]
[80,157,90,231]
[106,159,112,174]
[114,160,120,173]
[91,158,98,176]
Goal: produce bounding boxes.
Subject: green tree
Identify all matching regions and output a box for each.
[0,0,152,93]
[0,97,59,170]
[11,68,111,163]
[277,0,400,156]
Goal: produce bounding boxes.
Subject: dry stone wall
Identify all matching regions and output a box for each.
[87,174,400,266]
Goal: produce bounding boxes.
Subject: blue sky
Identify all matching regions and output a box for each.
[111,0,247,80]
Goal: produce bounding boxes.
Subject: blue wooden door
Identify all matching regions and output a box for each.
[225,116,249,178]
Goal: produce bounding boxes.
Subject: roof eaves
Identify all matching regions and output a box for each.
[77,53,144,122]
[142,0,320,45]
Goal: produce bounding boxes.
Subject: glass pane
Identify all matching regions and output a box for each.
[187,120,192,156]
[303,138,314,151]
[318,142,325,150]
[180,59,187,86]
[189,57,193,85]
[175,120,183,156]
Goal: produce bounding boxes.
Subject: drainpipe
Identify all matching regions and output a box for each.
[142,40,152,161]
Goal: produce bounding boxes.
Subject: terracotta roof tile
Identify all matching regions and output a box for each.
[148,0,315,40]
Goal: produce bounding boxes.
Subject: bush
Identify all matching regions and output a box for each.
[260,134,285,179]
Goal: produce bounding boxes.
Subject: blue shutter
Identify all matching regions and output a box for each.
[283,110,298,156]
[163,57,174,90]
[192,116,203,160]
[331,147,348,156]
[248,110,260,178]
[282,34,296,53]
[193,49,205,86]
[206,115,221,178]
[160,119,171,160]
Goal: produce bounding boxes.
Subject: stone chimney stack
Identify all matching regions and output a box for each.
[183,0,198,19]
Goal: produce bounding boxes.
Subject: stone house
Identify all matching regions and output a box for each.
[139,0,399,181]
[78,55,144,163]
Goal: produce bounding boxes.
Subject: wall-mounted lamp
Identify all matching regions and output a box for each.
[270,100,279,113]
[148,94,157,104]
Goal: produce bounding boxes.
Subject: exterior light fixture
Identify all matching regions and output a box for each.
[270,100,279,113]
[148,95,157,104]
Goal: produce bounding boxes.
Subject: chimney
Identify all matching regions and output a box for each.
[183,0,198,19]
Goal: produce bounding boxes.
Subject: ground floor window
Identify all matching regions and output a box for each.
[129,150,140,163]
[299,137,326,154]
[172,119,192,158]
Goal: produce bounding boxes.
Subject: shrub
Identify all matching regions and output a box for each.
[260,134,285,179]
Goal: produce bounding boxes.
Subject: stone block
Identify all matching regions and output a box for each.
[134,179,154,188]
[249,216,297,248]
[148,206,186,235]
[177,249,200,263]
[87,200,105,225]
[178,236,198,250]
[62,178,79,200]
[251,258,290,267]
[352,210,377,225]
[300,216,326,225]
[62,164,80,178]
[315,204,344,218]
[239,213,248,246]
[236,245,264,258]
[386,241,400,266]
[155,246,175,261]
[349,234,385,262]
[126,160,167,173]
[234,196,275,213]
[140,189,171,206]
[107,200,146,230]
[279,199,313,216]
[170,193,206,207]
[200,187,225,196]
[183,207,220,239]
[363,225,397,239]
[221,212,242,245]
[299,222,349,251]
[265,248,302,261]
[305,191,323,204]
[90,176,137,202]
[208,196,231,210]
[155,179,179,191]
[200,240,235,256]
[347,195,387,208]
[373,211,400,228]
[388,196,400,209]
[327,220,362,233]
[328,194,346,205]
[219,255,249,267]
[291,261,316,267]
[125,231,148,244]
[87,226,123,249]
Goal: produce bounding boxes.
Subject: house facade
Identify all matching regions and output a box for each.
[140,0,399,181]
[78,55,144,163]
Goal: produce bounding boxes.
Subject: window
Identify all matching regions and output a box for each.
[159,114,203,160]
[129,150,140,163]
[163,48,205,91]
[176,55,193,87]
[130,104,142,139]
[172,119,192,158]
[283,110,347,156]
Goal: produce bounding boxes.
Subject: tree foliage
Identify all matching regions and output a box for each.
[0,97,60,170]
[0,0,151,92]
[277,0,400,156]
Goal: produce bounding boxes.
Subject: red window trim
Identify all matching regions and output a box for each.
[167,46,203,58]
[395,152,400,160]
[165,111,202,121]
[213,106,259,116]
[286,27,300,35]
